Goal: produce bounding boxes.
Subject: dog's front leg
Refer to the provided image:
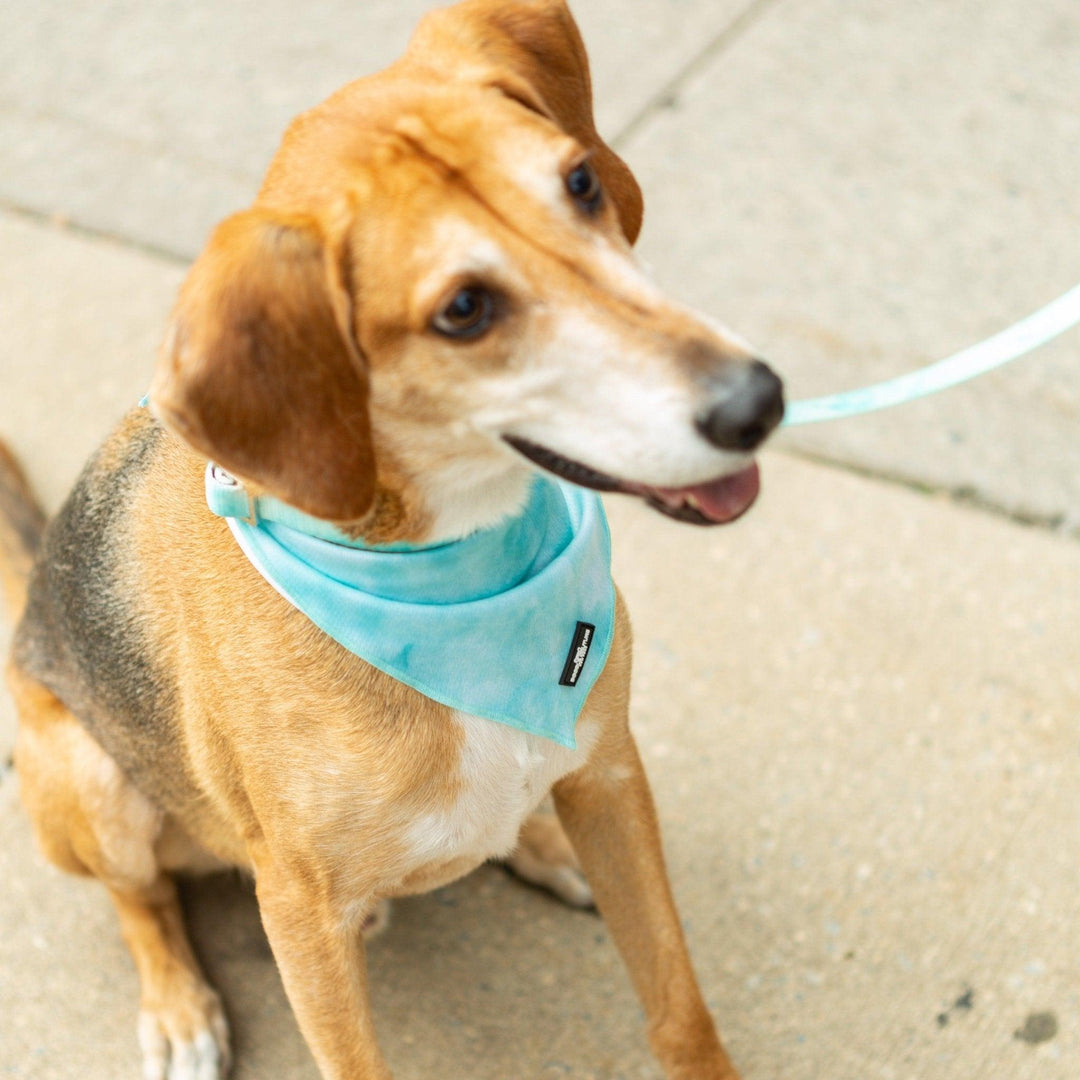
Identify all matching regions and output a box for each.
[553,728,740,1080]
[252,851,392,1080]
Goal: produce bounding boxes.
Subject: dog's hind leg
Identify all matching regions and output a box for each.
[10,668,231,1080]
[111,881,230,1080]
[504,806,595,908]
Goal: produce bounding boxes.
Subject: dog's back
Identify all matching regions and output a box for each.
[4,412,197,810]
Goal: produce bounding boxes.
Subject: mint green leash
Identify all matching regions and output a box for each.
[782,281,1080,426]
[144,281,1080,438]
[131,280,1076,750]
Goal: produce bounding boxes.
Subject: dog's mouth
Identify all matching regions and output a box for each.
[503,436,760,526]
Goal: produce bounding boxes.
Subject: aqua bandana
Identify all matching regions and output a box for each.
[205,465,615,748]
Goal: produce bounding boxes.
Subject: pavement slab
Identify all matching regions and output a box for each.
[0,0,755,260]
[0,211,182,760]
[2,449,1078,1079]
[619,0,1080,532]
[4,0,1075,525]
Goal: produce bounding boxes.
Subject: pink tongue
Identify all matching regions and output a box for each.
[660,462,760,523]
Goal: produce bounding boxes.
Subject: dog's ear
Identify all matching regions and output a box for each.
[150,208,376,522]
[407,0,644,245]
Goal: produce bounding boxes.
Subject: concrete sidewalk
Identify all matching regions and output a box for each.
[2,0,1078,525]
[1,1,1079,1077]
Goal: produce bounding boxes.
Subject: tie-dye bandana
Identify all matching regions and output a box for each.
[206,467,615,748]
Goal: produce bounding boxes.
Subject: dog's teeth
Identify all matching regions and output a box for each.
[684,493,702,512]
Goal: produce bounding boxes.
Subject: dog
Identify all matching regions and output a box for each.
[0,1,784,1077]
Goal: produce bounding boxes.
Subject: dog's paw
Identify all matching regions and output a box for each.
[511,856,595,908]
[137,986,231,1080]
[504,812,595,909]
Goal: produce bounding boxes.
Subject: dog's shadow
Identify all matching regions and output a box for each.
[182,864,645,1079]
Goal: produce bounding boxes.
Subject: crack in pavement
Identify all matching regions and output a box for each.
[0,0,1074,553]
[0,199,1073,544]
[0,197,191,266]
[782,446,1080,544]
[611,0,788,151]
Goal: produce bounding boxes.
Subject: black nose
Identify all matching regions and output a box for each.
[695,360,785,452]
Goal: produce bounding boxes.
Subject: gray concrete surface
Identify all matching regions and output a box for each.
[2,0,1078,525]
[2,0,1079,1077]
[620,0,1080,534]
[0,0,751,260]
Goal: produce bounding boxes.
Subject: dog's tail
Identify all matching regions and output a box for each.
[0,439,46,626]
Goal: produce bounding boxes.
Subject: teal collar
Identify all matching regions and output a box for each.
[205,464,615,748]
[204,463,402,547]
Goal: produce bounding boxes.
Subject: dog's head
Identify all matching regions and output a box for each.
[151,0,784,540]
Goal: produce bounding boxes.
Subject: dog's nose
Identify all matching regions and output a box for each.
[694,359,785,452]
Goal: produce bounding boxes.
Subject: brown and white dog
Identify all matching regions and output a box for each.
[0,2,784,1077]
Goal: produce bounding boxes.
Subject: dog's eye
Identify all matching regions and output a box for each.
[432,287,494,339]
[565,161,602,212]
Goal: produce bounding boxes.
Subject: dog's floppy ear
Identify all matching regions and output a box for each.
[150,208,376,522]
[407,0,644,244]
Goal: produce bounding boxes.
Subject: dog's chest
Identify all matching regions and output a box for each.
[402,712,594,866]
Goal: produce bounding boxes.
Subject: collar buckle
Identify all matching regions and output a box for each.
[206,463,259,526]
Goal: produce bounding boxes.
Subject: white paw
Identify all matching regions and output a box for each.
[505,851,595,909]
[138,997,231,1080]
[535,863,595,909]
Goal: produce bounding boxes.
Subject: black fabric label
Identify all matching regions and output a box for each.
[559,622,595,687]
